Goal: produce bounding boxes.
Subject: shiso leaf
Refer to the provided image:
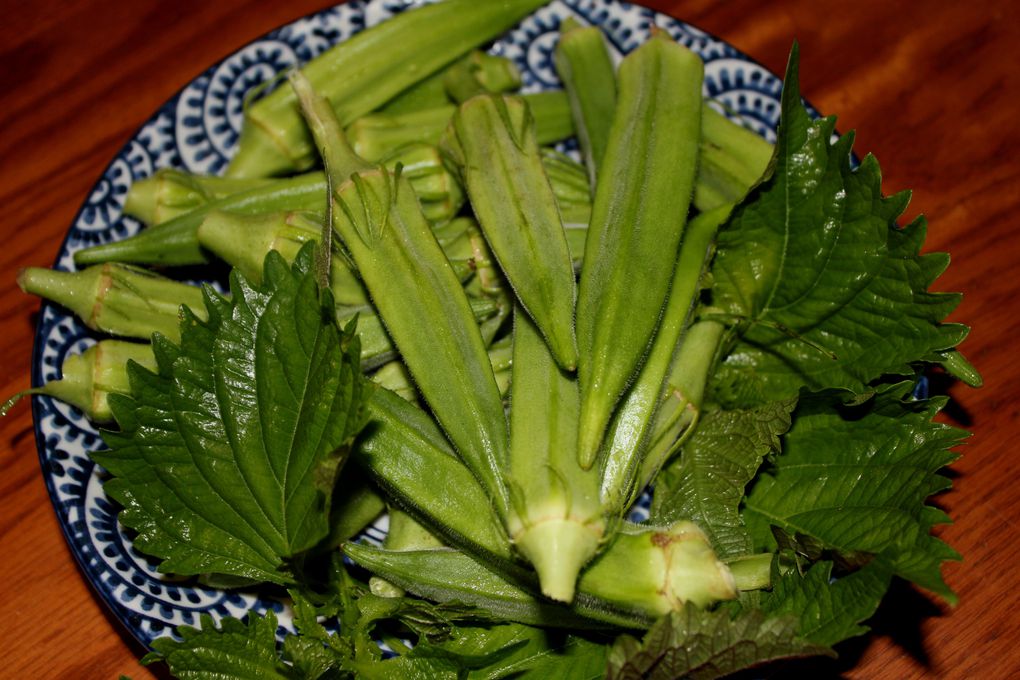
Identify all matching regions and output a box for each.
[708,43,969,408]
[742,383,966,603]
[605,606,829,679]
[651,399,797,559]
[96,244,368,584]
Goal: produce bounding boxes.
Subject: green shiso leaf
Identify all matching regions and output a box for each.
[651,399,797,559]
[762,559,893,648]
[742,383,966,603]
[96,244,368,584]
[143,611,295,679]
[708,43,967,408]
[605,606,830,679]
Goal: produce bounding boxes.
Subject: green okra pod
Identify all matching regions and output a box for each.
[638,318,728,484]
[296,81,511,515]
[337,296,498,372]
[1,340,156,423]
[379,68,451,116]
[599,205,729,516]
[506,310,602,602]
[554,17,617,190]
[357,387,513,565]
[75,172,326,267]
[344,544,613,629]
[444,50,523,103]
[347,90,574,164]
[227,0,550,178]
[695,104,775,211]
[82,142,463,269]
[123,169,273,226]
[18,263,206,342]
[448,94,578,370]
[196,209,369,308]
[330,168,511,513]
[575,34,704,469]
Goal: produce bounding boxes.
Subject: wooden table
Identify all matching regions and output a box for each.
[1,0,1017,677]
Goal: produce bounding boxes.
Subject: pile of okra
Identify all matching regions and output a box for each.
[17,0,778,626]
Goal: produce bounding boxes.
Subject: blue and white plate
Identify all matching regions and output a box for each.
[31,0,785,649]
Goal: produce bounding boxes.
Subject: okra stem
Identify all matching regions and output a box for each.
[227,0,550,178]
[575,34,704,469]
[123,169,275,226]
[506,309,602,602]
[18,264,206,342]
[555,17,617,190]
[0,340,156,423]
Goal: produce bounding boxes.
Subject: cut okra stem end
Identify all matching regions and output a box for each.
[512,517,603,603]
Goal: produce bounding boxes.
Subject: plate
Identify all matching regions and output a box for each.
[31,0,786,648]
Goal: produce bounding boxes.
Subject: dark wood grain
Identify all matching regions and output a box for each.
[1,1,1017,677]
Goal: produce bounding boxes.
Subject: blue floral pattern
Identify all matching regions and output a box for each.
[31,0,786,650]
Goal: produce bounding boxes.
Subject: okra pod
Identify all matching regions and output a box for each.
[227,0,550,178]
[196,209,370,308]
[449,94,578,370]
[75,172,326,267]
[444,50,522,103]
[0,340,156,423]
[694,104,774,211]
[356,387,513,565]
[331,167,511,513]
[554,17,617,190]
[297,81,511,515]
[18,263,206,342]
[599,206,728,516]
[379,68,451,116]
[347,90,574,164]
[638,318,728,485]
[344,544,613,629]
[81,141,463,270]
[337,296,498,372]
[506,310,602,602]
[123,169,273,226]
[575,34,704,468]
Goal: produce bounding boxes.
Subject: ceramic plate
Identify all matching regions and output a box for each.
[31,0,787,648]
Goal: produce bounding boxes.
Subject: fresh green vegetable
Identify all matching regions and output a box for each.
[76,171,326,266]
[447,94,578,370]
[12,6,978,678]
[227,0,549,178]
[0,340,155,423]
[298,80,512,517]
[506,310,601,601]
[575,33,704,469]
[18,263,206,342]
[96,246,368,583]
[443,50,522,103]
[598,206,727,517]
[123,168,273,225]
[555,17,617,190]
[348,89,574,163]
